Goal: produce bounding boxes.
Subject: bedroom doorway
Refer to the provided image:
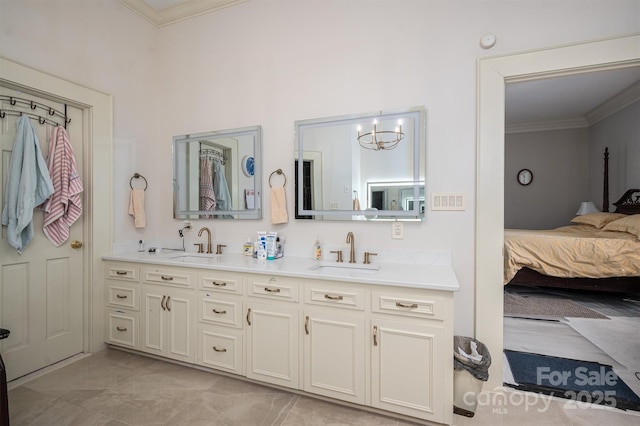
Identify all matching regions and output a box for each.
[475,34,640,390]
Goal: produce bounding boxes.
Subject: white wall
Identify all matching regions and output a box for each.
[2,0,638,336]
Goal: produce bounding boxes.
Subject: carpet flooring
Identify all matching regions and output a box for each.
[504,291,608,319]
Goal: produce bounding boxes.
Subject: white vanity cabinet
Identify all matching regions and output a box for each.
[105,263,140,350]
[102,256,456,425]
[196,270,245,375]
[140,266,195,363]
[370,288,452,424]
[302,280,366,404]
[245,274,300,389]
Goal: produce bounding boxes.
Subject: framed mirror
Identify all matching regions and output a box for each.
[173,125,262,219]
[295,107,426,221]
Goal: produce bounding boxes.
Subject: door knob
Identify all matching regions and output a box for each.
[71,240,83,249]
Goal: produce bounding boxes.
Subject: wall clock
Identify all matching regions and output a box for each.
[517,169,533,186]
[241,155,254,177]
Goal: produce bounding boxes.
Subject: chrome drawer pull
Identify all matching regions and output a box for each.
[116,294,128,299]
[161,295,167,310]
[116,271,128,275]
[396,302,418,309]
[212,281,227,287]
[161,275,174,281]
[166,296,171,311]
[246,308,252,325]
[373,326,378,346]
[264,287,281,293]
[116,326,127,332]
[305,316,309,335]
[212,309,227,314]
[212,346,227,353]
[324,294,343,301]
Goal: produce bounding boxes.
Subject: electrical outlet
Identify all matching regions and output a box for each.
[392,222,404,239]
[330,201,339,210]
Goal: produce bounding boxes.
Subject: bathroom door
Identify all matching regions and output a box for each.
[0,86,84,381]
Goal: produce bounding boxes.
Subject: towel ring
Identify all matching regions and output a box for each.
[130,173,148,191]
[269,169,286,188]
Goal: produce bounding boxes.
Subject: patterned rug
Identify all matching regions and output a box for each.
[504,292,608,319]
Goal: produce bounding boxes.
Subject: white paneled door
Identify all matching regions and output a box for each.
[0,86,84,381]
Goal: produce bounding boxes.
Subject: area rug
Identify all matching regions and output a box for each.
[504,292,608,319]
[504,350,640,411]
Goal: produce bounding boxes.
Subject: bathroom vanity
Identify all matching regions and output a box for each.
[102,251,458,425]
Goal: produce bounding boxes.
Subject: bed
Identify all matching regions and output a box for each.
[505,148,640,294]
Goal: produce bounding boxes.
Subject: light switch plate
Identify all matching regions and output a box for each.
[431,192,466,211]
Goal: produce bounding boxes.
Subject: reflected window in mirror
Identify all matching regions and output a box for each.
[173,125,262,220]
[294,107,426,221]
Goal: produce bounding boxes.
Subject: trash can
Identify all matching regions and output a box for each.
[453,335,491,417]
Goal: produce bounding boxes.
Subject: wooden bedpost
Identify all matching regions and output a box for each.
[603,147,609,212]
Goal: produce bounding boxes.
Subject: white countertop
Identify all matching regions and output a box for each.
[102,251,459,292]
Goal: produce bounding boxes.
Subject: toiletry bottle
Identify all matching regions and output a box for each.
[243,238,253,256]
[314,237,322,260]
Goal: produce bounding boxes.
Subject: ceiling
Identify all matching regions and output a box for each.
[118,0,248,26]
[121,0,640,129]
[505,66,640,130]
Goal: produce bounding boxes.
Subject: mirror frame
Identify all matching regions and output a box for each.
[295,107,426,221]
[173,125,262,219]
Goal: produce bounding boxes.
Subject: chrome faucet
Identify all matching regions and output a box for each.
[346,231,356,263]
[198,227,213,254]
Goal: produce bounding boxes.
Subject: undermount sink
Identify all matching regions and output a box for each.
[309,262,380,275]
[167,253,221,262]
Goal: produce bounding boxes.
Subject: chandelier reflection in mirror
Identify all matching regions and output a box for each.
[357,119,405,151]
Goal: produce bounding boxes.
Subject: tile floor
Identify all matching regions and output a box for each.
[7,347,640,425]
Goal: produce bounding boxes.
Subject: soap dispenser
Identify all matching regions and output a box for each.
[243,237,253,256]
[314,237,322,260]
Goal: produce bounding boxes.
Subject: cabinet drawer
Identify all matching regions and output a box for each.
[106,264,139,282]
[304,281,365,310]
[200,271,243,294]
[107,310,138,349]
[142,267,193,288]
[106,282,139,310]
[199,292,243,328]
[248,275,299,302]
[372,289,444,321]
[197,325,244,375]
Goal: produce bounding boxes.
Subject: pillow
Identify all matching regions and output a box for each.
[602,214,640,238]
[570,212,626,229]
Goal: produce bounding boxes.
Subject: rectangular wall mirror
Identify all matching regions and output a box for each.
[295,107,426,221]
[173,125,262,219]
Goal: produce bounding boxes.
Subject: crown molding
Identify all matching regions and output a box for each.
[505,117,588,134]
[585,79,640,126]
[119,0,248,27]
[507,81,640,134]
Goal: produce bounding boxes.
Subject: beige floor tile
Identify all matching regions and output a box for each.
[8,348,640,426]
[280,396,401,425]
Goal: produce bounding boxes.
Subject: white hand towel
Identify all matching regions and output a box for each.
[353,196,361,211]
[129,189,146,228]
[270,187,288,225]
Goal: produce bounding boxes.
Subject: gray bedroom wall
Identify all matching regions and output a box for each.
[505,127,590,229]
[588,100,640,210]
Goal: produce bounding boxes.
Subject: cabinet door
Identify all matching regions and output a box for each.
[165,287,195,363]
[245,301,299,389]
[371,318,445,423]
[141,288,165,356]
[141,286,194,363]
[303,310,365,404]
